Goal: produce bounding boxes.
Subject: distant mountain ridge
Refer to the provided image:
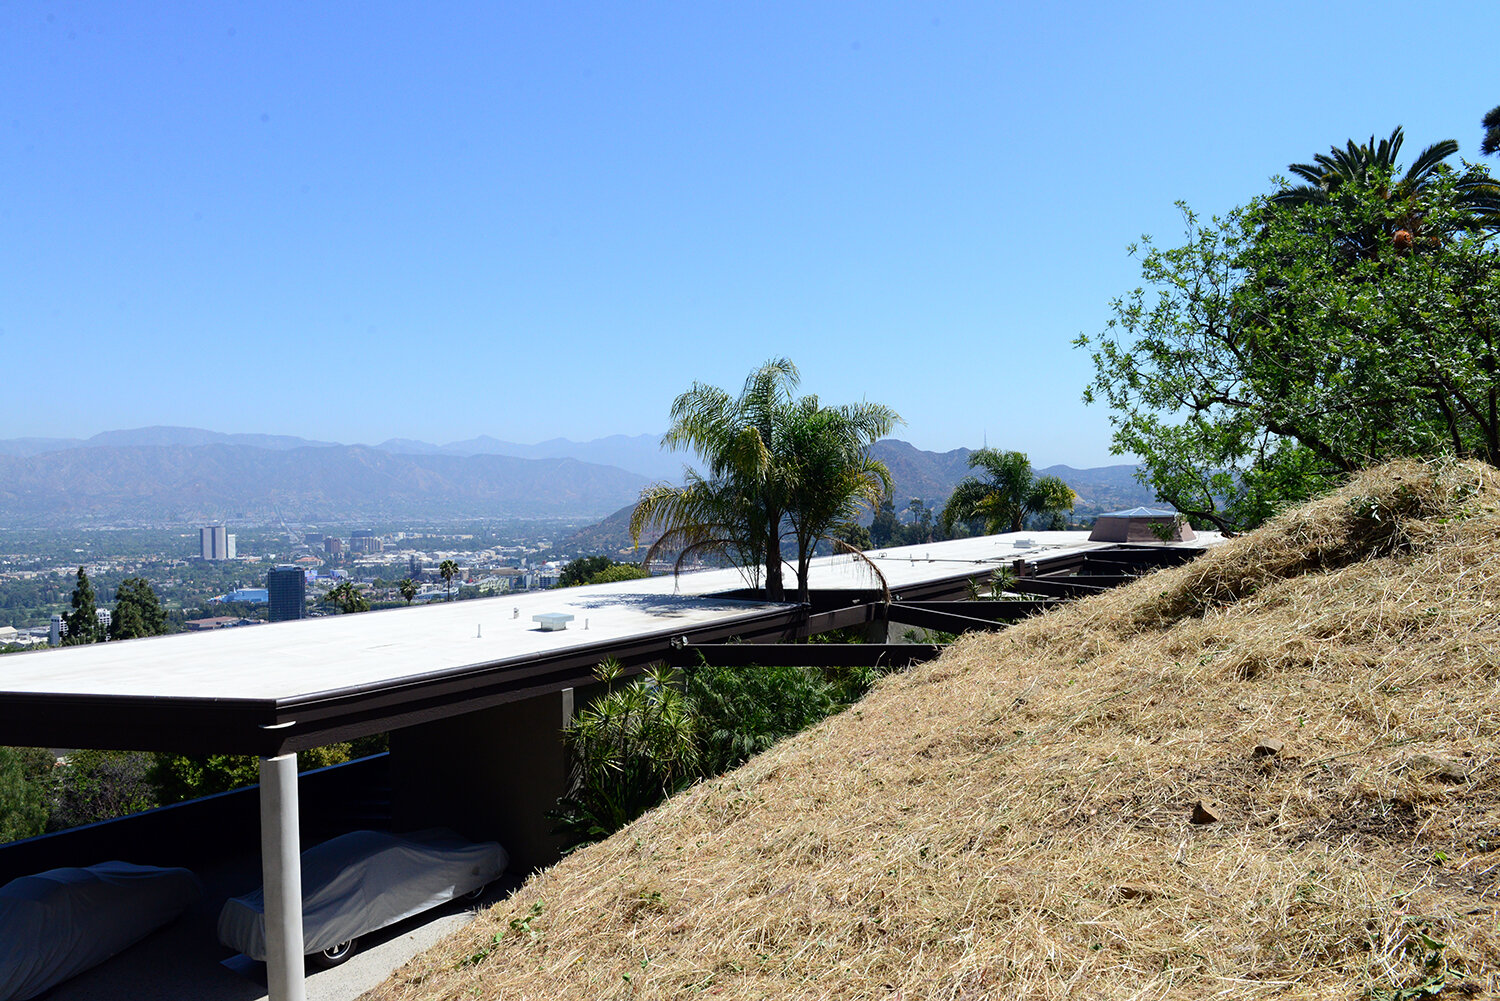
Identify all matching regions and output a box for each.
[0,426,690,482]
[0,427,1152,530]
[0,444,648,527]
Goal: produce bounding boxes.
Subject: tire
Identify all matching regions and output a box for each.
[310,939,357,968]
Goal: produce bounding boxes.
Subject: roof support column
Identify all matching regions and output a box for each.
[259,752,306,1001]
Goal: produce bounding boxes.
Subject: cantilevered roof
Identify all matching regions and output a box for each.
[0,531,1212,757]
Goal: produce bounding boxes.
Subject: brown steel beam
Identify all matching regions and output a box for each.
[667,643,942,669]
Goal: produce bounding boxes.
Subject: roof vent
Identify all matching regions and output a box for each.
[532,612,575,632]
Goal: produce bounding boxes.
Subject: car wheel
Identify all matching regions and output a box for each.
[311,939,357,968]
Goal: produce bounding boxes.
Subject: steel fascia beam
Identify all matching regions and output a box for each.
[667,643,942,669]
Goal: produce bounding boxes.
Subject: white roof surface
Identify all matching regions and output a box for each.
[0,531,1211,704]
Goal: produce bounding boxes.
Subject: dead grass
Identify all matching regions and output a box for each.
[365,458,1500,1000]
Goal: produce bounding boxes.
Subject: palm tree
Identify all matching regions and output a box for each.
[1482,105,1500,157]
[323,580,369,614]
[633,359,800,600]
[632,359,900,603]
[439,560,458,601]
[781,398,899,603]
[398,578,418,605]
[939,449,1074,535]
[1270,127,1500,243]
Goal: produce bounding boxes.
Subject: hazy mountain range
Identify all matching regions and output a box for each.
[0,427,1153,529]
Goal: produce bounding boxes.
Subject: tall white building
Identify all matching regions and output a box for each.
[200,525,230,560]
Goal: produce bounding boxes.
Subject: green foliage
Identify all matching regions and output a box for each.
[553,662,699,849]
[398,578,418,604]
[149,743,362,805]
[64,567,103,645]
[587,563,651,585]
[966,567,1018,599]
[832,521,872,552]
[49,750,158,830]
[870,496,900,547]
[558,556,613,587]
[109,577,168,640]
[686,662,839,775]
[554,653,892,850]
[0,747,52,842]
[1485,105,1500,159]
[1080,133,1500,533]
[939,450,1076,535]
[323,580,370,614]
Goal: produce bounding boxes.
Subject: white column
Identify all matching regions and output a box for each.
[259,753,306,1001]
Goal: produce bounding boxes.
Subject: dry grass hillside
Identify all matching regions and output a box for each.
[367,459,1500,1000]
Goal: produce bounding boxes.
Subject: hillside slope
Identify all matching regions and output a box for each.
[369,460,1500,1000]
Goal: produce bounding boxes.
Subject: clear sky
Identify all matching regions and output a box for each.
[4,2,1498,466]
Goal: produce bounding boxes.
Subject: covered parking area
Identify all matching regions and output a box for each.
[0,533,1210,1000]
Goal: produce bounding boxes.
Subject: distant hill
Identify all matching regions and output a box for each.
[0,445,649,527]
[0,426,1158,530]
[0,426,338,457]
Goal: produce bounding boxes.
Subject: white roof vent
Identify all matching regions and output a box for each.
[532,613,575,632]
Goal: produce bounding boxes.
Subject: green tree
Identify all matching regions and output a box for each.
[48,750,158,830]
[439,559,459,601]
[869,496,899,547]
[1079,135,1500,532]
[109,577,168,640]
[398,578,418,605]
[149,743,360,805]
[939,450,1075,535]
[557,556,612,588]
[587,563,652,585]
[1485,105,1500,158]
[552,661,699,850]
[0,747,51,843]
[833,521,872,552]
[63,567,104,645]
[632,359,899,603]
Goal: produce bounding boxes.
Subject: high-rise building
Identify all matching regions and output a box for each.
[324,537,343,556]
[226,534,237,559]
[200,525,230,560]
[349,530,383,555]
[267,566,307,622]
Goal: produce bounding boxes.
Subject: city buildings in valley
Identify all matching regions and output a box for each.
[199,525,235,560]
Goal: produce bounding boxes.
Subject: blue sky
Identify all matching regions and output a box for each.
[4,2,1498,466]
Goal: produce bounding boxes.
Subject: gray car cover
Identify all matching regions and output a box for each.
[217,828,507,961]
[0,862,202,1001]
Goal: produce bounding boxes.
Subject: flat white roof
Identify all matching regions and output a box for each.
[0,531,1217,753]
[0,530,1216,703]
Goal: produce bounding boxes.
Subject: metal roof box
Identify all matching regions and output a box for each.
[532,612,576,632]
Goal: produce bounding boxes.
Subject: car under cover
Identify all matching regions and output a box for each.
[217,828,507,961]
[0,861,202,1001]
